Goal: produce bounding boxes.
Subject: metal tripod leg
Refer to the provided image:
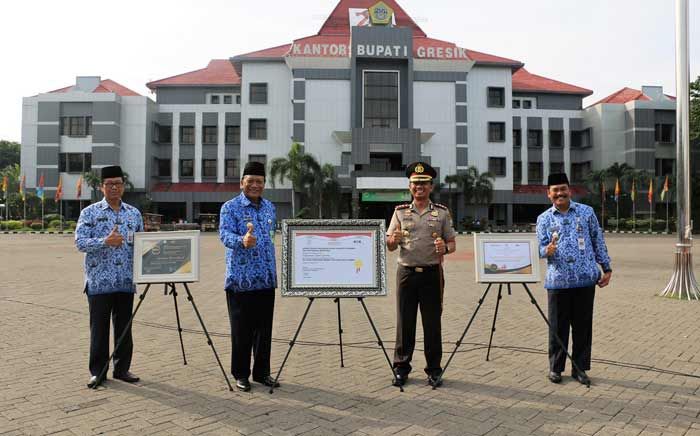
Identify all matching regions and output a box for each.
[334,298,344,368]
[433,283,493,389]
[521,283,590,388]
[357,298,403,392]
[182,283,234,391]
[270,297,315,393]
[91,284,152,389]
[486,284,503,361]
[168,283,187,365]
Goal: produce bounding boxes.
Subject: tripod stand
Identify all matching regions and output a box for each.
[91,282,233,391]
[434,282,590,389]
[269,297,403,393]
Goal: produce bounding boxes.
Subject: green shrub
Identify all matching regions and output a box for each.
[44,214,63,223]
[30,222,43,230]
[2,220,23,230]
[65,220,76,227]
[49,219,62,228]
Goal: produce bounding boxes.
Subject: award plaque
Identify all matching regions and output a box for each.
[473,233,540,283]
[133,230,200,283]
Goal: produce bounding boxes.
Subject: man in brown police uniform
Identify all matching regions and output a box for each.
[387,162,457,387]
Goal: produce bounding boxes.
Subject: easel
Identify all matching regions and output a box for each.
[269,296,403,393]
[91,282,234,391]
[434,282,590,389]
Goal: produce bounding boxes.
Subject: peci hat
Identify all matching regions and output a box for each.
[101,165,124,181]
[547,172,570,187]
[242,161,265,177]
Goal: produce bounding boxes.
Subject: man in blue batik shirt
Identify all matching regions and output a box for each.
[219,161,278,392]
[536,173,612,386]
[75,165,143,388]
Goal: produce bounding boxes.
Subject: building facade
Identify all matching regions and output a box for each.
[20,0,683,226]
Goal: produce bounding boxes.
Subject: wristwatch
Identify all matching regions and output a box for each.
[444,245,450,254]
[602,267,612,273]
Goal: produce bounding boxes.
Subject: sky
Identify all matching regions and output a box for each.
[1,0,698,142]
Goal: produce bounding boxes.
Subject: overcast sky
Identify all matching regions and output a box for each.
[1,0,698,142]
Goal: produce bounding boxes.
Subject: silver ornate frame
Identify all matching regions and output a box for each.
[281,219,388,297]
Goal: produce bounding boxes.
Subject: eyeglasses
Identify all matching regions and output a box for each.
[104,182,124,189]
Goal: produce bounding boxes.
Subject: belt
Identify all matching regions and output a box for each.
[401,264,439,273]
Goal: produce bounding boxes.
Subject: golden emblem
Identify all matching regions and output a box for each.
[431,232,438,239]
[431,210,439,217]
[415,163,424,173]
[402,230,409,237]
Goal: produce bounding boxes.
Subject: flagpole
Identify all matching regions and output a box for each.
[660,0,699,299]
[41,199,44,231]
[601,184,605,231]
[616,200,619,232]
[60,200,63,232]
[666,189,670,234]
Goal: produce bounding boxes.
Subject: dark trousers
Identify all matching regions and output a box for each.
[547,286,595,373]
[393,265,443,377]
[87,292,135,377]
[226,289,275,380]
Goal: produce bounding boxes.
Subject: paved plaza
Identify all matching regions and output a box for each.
[1,233,700,435]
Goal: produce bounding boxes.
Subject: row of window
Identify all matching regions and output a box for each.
[489,124,584,148]
[156,155,267,178]
[208,94,241,105]
[512,99,534,109]
[58,153,92,173]
[60,116,93,137]
[152,121,266,145]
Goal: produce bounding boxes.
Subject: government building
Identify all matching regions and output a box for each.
[20,0,680,225]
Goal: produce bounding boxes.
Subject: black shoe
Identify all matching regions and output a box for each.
[236,378,251,392]
[253,376,280,388]
[113,371,140,383]
[571,369,591,386]
[392,373,407,387]
[87,375,105,388]
[548,371,562,384]
[427,375,443,387]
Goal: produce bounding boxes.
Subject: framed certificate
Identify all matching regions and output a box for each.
[133,230,200,284]
[473,234,540,283]
[281,219,388,297]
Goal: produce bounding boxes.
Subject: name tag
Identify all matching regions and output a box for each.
[578,238,585,250]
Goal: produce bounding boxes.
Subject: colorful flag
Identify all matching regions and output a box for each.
[631,179,636,202]
[661,175,669,201]
[76,175,83,199]
[1,176,7,196]
[601,181,606,198]
[648,179,653,204]
[19,174,25,201]
[37,174,45,202]
[614,178,620,202]
[55,176,63,202]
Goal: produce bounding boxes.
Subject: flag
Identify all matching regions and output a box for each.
[1,176,7,196]
[661,175,669,201]
[614,178,620,202]
[631,179,636,202]
[55,176,63,202]
[601,181,606,198]
[648,179,653,204]
[37,174,45,202]
[19,174,25,202]
[76,175,83,199]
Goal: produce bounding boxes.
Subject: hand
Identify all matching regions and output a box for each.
[598,271,612,288]
[390,222,403,245]
[434,237,445,254]
[545,235,558,257]
[105,225,124,247]
[242,222,257,249]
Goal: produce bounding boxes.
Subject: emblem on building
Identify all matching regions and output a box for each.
[368,1,394,26]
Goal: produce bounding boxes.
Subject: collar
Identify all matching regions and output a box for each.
[239,194,264,208]
[410,201,433,212]
[550,200,578,216]
[98,198,126,212]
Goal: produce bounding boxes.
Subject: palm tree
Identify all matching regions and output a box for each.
[454,166,495,221]
[269,142,320,217]
[444,174,460,220]
[317,164,341,218]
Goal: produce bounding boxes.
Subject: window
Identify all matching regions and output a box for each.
[487,87,505,107]
[210,95,220,104]
[157,125,172,143]
[488,157,506,177]
[248,119,267,140]
[180,126,194,145]
[513,129,522,147]
[549,130,563,148]
[202,159,217,177]
[180,159,194,177]
[571,162,591,183]
[249,83,268,104]
[655,124,674,143]
[58,153,91,173]
[523,100,532,109]
[236,94,241,104]
[528,162,543,184]
[158,159,171,177]
[655,158,674,177]
[223,95,232,104]
[512,99,521,109]
[202,126,217,144]
[527,129,542,147]
[248,154,267,166]
[363,71,399,128]
[513,161,522,182]
[571,128,591,148]
[488,122,506,142]
[550,162,565,174]
[225,126,240,145]
[225,159,240,178]
[60,116,92,136]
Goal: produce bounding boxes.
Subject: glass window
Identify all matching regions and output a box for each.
[158,159,171,177]
[487,87,505,107]
[512,99,521,109]
[513,129,522,147]
[250,83,268,104]
[223,95,232,104]
[235,94,241,104]
[513,161,522,182]
[68,153,84,173]
[549,130,563,148]
[59,153,67,172]
[180,159,194,177]
[180,126,194,145]
[248,119,267,140]
[488,157,506,177]
[84,153,91,171]
[203,126,217,144]
[225,159,240,178]
[158,125,172,143]
[60,116,91,136]
[225,126,240,145]
[528,162,543,184]
[488,122,506,142]
[248,154,267,166]
[363,71,399,128]
[202,159,217,177]
[550,162,564,174]
[523,100,532,109]
[210,95,220,104]
[655,124,674,143]
[572,162,591,183]
[527,129,542,147]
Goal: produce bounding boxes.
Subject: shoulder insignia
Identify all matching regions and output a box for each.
[434,203,448,210]
[395,204,411,210]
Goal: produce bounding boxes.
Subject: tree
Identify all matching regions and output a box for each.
[0,163,20,194]
[316,163,341,218]
[444,174,461,221]
[0,140,20,171]
[454,166,495,212]
[269,143,320,217]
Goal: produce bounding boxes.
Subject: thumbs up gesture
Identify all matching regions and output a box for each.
[105,224,124,247]
[242,222,257,249]
[391,221,404,245]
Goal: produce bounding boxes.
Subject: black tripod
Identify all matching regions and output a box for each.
[269,297,403,393]
[434,282,590,389]
[91,282,233,391]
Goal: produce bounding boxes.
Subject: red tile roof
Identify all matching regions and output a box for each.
[48,79,141,96]
[318,0,426,37]
[589,87,676,106]
[146,60,240,89]
[512,68,592,96]
[235,43,293,59]
[152,182,240,193]
[465,48,522,66]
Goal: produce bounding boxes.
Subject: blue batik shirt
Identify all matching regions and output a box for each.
[75,199,144,295]
[219,194,277,293]
[536,201,611,290]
